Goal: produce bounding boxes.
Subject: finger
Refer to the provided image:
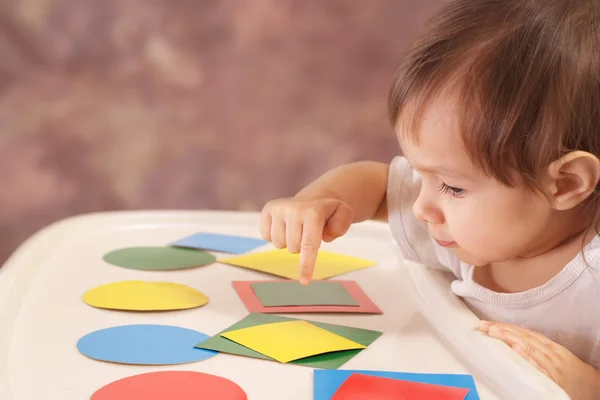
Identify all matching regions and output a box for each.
[487,325,545,353]
[483,322,552,352]
[477,320,492,333]
[487,325,558,377]
[260,208,273,241]
[485,322,553,346]
[511,343,557,379]
[511,343,553,379]
[285,215,303,254]
[270,218,287,249]
[322,203,353,242]
[487,324,525,347]
[322,232,335,242]
[298,213,326,285]
[500,324,564,368]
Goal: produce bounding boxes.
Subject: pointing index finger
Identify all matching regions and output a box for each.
[298,215,324,285]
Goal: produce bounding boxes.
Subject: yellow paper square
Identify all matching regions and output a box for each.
[220,320,365,363]
[219,249,377,280]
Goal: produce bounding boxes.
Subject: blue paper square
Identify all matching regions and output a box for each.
[313,369,480,400]
[171,232,267,254]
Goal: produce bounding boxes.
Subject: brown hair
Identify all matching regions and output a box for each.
[389,0,600,233]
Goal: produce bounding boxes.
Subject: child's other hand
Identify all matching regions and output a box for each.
[260,196,354,285]
[478,321,600,400]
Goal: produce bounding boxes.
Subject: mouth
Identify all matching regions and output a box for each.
[434,239,457,248]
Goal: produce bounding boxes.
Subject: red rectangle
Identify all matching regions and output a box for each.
[232,280,382,314]
[331,373,470,400]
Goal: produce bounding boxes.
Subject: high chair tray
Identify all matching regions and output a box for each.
[0,210,564,399]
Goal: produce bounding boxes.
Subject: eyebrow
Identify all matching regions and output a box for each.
[399,144,475,181]
[409,162,471,180]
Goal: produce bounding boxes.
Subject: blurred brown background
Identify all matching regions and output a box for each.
[0,0,444,263]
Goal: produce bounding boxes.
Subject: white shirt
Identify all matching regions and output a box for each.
[387,156,600,369]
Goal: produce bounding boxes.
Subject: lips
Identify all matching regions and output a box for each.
[435,239,457,248]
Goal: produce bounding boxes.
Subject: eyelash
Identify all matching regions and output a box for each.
[438,182,465,198]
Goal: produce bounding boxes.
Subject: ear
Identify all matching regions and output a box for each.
[546,151,600,210]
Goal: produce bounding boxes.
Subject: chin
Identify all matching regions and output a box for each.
[453,249,489,267]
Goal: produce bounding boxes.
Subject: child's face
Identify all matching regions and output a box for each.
[398,97,557,266]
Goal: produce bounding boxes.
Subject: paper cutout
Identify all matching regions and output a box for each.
[195,313,382,369]
[313,370,480,400]
[171,232,267,254]
[233,280,382,314]
[91,371,247,400]
[331,373,470,400]
[251,280,359,306]
[219,249,377,280]
[77,324,217,365]
[221,320,365,363]
[103,246,215,271]
[83,281,209,311]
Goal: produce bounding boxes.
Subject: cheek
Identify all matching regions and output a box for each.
[448,187,553,262]
[443,198,488,232]
[444,196,528,256]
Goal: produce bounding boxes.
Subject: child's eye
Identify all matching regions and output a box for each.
[438,182,465,197]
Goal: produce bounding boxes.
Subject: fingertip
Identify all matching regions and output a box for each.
[298,248,317,286]
[300,275,311,285]
[477,320,491,332]
[287,243,301,254]
[487,325,502,338]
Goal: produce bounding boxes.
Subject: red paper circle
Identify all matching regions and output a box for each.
[92,371,247,400]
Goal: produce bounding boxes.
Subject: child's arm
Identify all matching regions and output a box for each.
[260,161,389,284]
[294,161,389,222]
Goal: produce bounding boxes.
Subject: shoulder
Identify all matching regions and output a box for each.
[386,156,421,261]
[583,235,600,277]
[386,156,421,221]
[387,156,419,200]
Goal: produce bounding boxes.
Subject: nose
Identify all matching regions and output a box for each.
[413,189,444,225]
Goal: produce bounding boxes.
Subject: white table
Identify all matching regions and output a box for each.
[0,211,566,399]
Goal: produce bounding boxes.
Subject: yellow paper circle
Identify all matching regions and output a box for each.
[83,281,209,311]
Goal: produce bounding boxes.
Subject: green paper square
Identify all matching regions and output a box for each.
[194,313,382,369]
[251,281,359,307]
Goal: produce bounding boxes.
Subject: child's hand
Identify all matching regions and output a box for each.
[478,321,600,400]
[260,196,354,284]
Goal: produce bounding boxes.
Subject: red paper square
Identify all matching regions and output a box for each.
[232,280,382,314]
[331,373,470,400]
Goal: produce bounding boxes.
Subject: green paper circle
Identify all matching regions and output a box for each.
[103,247,216,271]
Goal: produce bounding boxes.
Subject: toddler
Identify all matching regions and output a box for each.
[260,0,600,398]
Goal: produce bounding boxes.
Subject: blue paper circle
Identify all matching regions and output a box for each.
[77,324,218,365]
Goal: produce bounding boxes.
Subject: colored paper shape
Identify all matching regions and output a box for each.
[313,370,480,400]
[83,280,209,311]
[103,246,215,271]
[219,249,377,280]
[221,320,365,363]
[77,324,217,365]
[171,232,267,254]
[195,313,382,369]
[232,280,382,314]
[251,280,359,306]
[331,373,470,400]
[91,371,247,400]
